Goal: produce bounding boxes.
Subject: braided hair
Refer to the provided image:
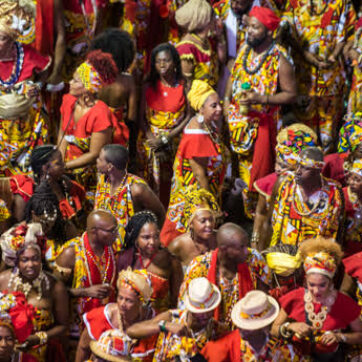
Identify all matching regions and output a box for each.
[30,145,57,181]
[124,211,158,250]
[24,181,66,243]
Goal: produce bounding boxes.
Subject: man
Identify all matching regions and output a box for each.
[127,277,225,360]
[54,209,118,336]
[178,223,271,331]
[224,6,297,218]
[201,290,301,361]
[282,0,356,152]
[263,147,344,249]
[95,144,165,248]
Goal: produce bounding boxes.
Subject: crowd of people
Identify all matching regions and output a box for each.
[0,0,360,361]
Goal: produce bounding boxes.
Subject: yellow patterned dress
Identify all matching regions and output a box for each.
[270,172,344,247]
[228,42,287,217]
[282,0,356,150]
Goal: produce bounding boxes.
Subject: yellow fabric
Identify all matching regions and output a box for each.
[349,159,362,177]
[76,61,103,94]
[187,80,216,111]
[266,252,301,277]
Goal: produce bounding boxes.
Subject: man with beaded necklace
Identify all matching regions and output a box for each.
[223,6,297,219]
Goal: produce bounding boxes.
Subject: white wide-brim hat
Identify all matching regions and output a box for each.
[231,290,280,330]
[184,277,221,314]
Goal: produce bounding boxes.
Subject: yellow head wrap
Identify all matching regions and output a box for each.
[187,80,217,111]
[266,252,302,277]
[76,61,103,94]
[348,158,362,177]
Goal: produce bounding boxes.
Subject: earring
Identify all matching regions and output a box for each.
[197,115,204,124]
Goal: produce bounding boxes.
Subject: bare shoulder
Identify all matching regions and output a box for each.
[56,245,76,269]
[168,234,190,256]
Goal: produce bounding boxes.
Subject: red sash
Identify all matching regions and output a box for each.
[207,248,254,321]
[35,0,54,56]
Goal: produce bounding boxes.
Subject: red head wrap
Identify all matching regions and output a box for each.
[249,6,280,31]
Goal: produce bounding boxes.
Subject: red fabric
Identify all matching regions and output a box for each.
[249,110,277,191]
[35,0,54,56]
[254,172,278,198]
[146,81,185,113]
[201,329,240,362]
[343,252,362,283]
[179,133,219,159]
[60,94,115,159]
[0,44,50,83]
[109,107,129,146]
[248,6,280,31]
[322,152,348,187]
[10,175,35,202]
[207,249,254,321]
[160,218,182,247]
[63,0,106,14]
[176,42,212,63]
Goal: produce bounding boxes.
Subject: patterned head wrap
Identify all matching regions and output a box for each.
[187,80,217,111]
[276,124,318,167]
[175,0,213,32]
[117,267,153,305]
[338,116,362,153]
[346,158,362,177]
[297,153,325,169]
[304,252,337,279]
[76,50,118,94]
[183,187,220,231]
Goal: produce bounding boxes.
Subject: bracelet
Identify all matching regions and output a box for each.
[338,333,347,343]
[35,331,48,345]
[158,320,167,333]
[251,232,260,245]
[160,135,169,145]
[280,322,293,339]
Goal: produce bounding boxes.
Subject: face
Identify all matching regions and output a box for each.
[18,247,42,282]
[136,223,160,257]
[246,17,269,48]
[218,231,249,264]
[69,71,86,97]
[117,286,141,321]
[192,310,214,328]
[190,209,215,240]
[31,210,56,235]
[96,149,110,174]
[306,273,331,302]
[0,32,12,53]
[155,50,175,78]
[93,218,118,247]
[295,163,320,186]
[240,326,269,340]
[347,172,362,197]
[45,150,64,180]
[231,0,252,16]
[200,93,222,124]
[0,326,15,359]
[353,143,362,159]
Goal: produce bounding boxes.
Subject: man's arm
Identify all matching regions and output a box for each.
[75,327,92,362]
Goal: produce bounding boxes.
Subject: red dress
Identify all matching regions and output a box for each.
[322,152,348,187]
[254,172,278,200]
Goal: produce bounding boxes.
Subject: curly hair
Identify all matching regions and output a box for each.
[86,50,118,85]
[90,28,135,73]
[148,43,183,90]
[298,237,343,266]
[124,211,158,250]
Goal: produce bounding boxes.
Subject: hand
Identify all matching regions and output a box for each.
[239,92,262,106]
[147,137,164,151]
[27,85,40,98]
[288,322,313,338]
[85,284,112,299]
[17,334,40,351]
[47,71,63,85]
[304,51,329,69]
[319,331,339,346]
[166,323,191,337]
[327,54,337,65]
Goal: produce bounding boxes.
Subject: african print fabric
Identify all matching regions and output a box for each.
[270,173,344,246]
[178,249,271,330]
[338,116,362,153]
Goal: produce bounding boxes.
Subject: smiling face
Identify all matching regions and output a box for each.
[246,16,269,48]
[155,50,175,78]
[18,246,42,282]
[190,209,215,240]
[200,93,222,124]
[69,71,86,97]
[135,222,160,257]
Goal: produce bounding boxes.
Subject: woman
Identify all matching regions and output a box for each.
[175,0,226,87]
[75,268,157,362]
[0,182,66,270]
[117,212,183,313]
[138,43,189,204]
[168,188,220,270]
[0,243,69,362]
[271,237,362,361]
[10,145,87,237]
[160,80,226,246]
[0,320,22,362]
[252,123,318,249]
[0,0,51,176]
[57,50,118,197]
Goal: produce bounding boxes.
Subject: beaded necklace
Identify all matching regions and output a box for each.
[0,42,25,87]
[242,42,275,75]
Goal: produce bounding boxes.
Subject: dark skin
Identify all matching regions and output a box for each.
[55,210,118,299]
[223,17,297,113]
[0,326,16,362]
[96,149,166,227]
[0,247,68,351]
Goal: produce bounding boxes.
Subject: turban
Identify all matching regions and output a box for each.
[266,252,301,277]
[175,0,212,33]
[297,153,325,169]
[338,116,362,153]
[249,6,280,31]
[304,252,337,279]
[187,80,217,111]
[276,124,318,167]
[76,50,118,94]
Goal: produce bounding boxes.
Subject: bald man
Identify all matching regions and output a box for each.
[178,223,272,331]
[55,210,118,337]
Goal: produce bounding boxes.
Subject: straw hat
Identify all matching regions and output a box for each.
[231,291,279,330]
[89,329,131,362]
[184,277,221,313]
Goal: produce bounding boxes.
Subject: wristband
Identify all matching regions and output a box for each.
[158,320,167,332]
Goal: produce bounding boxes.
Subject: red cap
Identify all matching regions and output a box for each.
[249,6,280,31]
